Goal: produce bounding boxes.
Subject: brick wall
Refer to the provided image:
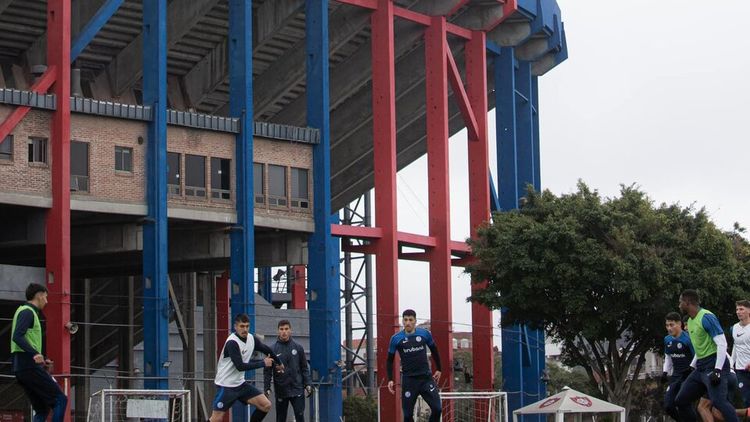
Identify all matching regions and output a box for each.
[0,106,314,224]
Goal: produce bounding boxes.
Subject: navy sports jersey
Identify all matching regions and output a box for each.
[387,328,441,379]
[665,331,694,375]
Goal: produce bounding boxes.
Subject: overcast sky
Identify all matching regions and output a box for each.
[381,0,750,349]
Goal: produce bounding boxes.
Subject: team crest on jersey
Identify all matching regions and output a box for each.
[570,397,592,407]
[677,343,682,349]
[292,349,298,355]
[217,402,224,409]
[405,391,411,398]
[416,336,422,342]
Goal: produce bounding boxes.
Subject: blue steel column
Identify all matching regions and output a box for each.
[306,0,342,420]
[229,2,255,420]
[495,46,546,419]
[142,0,169,390]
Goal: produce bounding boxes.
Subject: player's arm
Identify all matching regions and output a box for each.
[263,355,273,393]
[386,336,399,381]
[225,341,267,371]
[253,335,282,366]
[299,345,313,386]
[702,315,727,370]
[663,354,673,375]
[12,310,40,355]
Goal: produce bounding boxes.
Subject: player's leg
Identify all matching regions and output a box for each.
[698,397,716,422]
[705,368,739,422]
[23,366,67,422]
[210,386,235,422]
[289,395,305,421]
[663,377,682,420]
[275,396,290,422]
[401,376,419,422]
[418,378,442,422]
[243,385,272,422]
[737,371,750,407]
[674,369,706,421]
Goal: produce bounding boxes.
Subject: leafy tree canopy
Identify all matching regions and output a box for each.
[467,182,750,406]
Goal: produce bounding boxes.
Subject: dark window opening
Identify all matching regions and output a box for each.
[268,164,287,207]
[71,141,89,192]
[115,146,133,172]
[254,163,264,205]
[28,138,47,164]
[185,154,206,198]
[0,135,13,161]
[211,157,231,200]
[168,152,181,196]
[290,167,309,209]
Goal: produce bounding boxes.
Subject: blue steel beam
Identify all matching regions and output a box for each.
[71,0,125,62]
[260,267,272,303]
[228,2,255,420]
[306,0,342,420]
[142,0,169,390]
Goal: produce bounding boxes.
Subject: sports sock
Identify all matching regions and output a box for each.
[249,409,267,422]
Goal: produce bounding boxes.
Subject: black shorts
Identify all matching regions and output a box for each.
[212,382,263,411]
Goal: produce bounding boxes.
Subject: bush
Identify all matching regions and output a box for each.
[343,395,377,422]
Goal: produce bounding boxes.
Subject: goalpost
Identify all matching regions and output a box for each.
[413,391,508,422]
[86,389,191,422]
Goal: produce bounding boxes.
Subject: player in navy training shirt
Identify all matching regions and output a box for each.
[662,312,694,420]
[387,309,442,422]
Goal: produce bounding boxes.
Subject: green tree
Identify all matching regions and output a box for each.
[546,361,599,397]
[466,182,750,412]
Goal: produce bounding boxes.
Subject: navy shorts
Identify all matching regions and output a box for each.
[213,383,263,411]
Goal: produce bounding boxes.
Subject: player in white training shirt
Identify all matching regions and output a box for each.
[731,300,750,407]
[210,313,283,422]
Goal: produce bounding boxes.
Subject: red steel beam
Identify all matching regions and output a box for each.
[446,46,480,143]
[0,68,56,144]
[397,231,437,249]
[466,30,495,394]
[393,6,472,40]
[372,0,401,420]
[425,16,454,398]
[334,0,377,9]
[291,265,307,310]
[330,224,383,240]
[215,271,230,422]
[45,1,71,417]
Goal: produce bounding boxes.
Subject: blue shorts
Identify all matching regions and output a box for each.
[213,383,263,411]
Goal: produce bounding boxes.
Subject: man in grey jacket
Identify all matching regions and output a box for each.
[264,320,313,422]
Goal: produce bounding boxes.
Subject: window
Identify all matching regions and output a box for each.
[460,338,470,349]
[254,163,264,205]
[167,152,181,196]
[290,167,309,209]
[268,164,287,207]
[115,146,133,172]
[210,157,231,200]
[28,137,47,164]
[70,141,89,192]
[0,135,13,161]
[185,154,206,197]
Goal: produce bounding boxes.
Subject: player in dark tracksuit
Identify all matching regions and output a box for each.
[387,309,442,422]
[11,283,67,422]
[264,320,312,422]
[662,312,694,420]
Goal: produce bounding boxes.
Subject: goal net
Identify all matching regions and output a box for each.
[86,389,191,422]
[414,391,508,422]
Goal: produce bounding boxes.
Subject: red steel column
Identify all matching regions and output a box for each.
[372,0,400,419]
[290,265,307,309]
[425,16,454,397]
[45,0,71,415]
[215,271,230,422]
[466,31,494,392]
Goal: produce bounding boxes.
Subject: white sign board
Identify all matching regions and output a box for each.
[126,399,169,419]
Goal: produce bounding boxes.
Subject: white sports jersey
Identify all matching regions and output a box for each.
[731,322,750,370]
[215,333,256,387]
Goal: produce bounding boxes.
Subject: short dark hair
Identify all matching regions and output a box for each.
[665,312,682,323]
[737,300,750,308]
[234,313,250,324]
[278,319,291,328]
[402,309,416,318]
[25,283,47,301]
[680,289,700,305]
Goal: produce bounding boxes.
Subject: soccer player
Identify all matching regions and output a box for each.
[731,300,750,407]
[386,309,442,422]
[674,289,738,422]
[662,312,694,420]
[11,283,68,422]
[209,314,283,422]
[263,319,313,422]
